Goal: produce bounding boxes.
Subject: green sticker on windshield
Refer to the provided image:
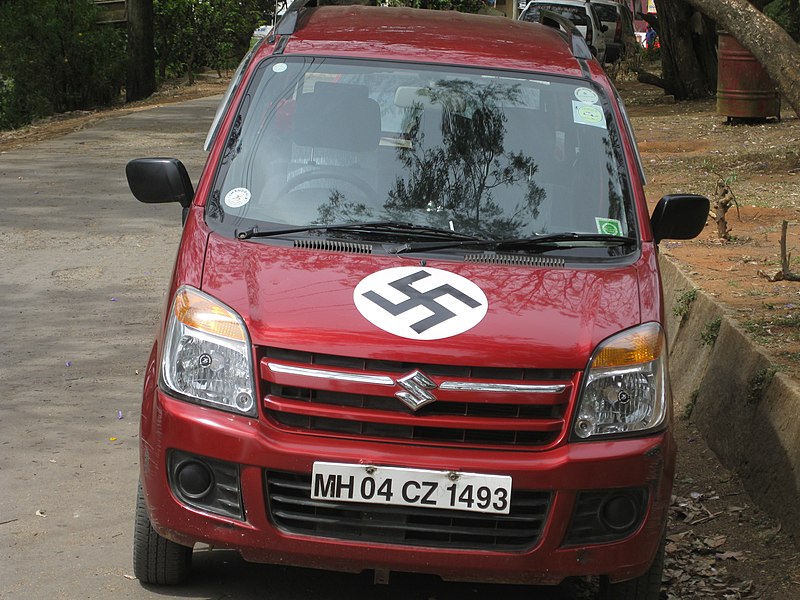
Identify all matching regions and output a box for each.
[572,101,606,129]
[596,218,623,236]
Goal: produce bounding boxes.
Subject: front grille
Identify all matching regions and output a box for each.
[259,347,577,450]
[265,471,551,551]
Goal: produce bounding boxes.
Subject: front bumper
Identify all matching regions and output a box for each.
[140,389,674,585]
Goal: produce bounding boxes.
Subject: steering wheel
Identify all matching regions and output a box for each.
[277,169,379,201]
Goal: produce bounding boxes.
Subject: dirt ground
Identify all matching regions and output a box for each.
[620,79,800,598]
[3,71,800,598]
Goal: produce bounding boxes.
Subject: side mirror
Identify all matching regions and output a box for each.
[126,158,194,208]
[650,194,710,244]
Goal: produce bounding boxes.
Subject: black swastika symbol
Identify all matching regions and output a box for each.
[362,270,482,334]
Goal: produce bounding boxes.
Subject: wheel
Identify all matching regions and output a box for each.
[277,168,378,200]
[133,481,192,585]
[598,529,665,600]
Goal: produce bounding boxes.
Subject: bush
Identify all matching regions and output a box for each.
[765,0,800,42]
[0,0,125,130]
[154,0,263,83]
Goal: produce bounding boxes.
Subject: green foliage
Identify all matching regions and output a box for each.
[682,388,700,420]
[747,367,776,404]
[154,0,264,82]
[765,0,800,42]
[700,317,721,346]
[0,0,125,130]
[388,0,485,12]
[673,289,697,318]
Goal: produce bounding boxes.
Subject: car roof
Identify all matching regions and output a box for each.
[525,0,594,9]
[259,5,594,77]
[528,0,587,4]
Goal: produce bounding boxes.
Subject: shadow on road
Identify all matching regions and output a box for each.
[139,549,587,599]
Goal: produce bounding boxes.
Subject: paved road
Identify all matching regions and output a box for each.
[0,98,581,600]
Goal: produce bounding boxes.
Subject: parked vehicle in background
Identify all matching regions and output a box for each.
[252,24,273,38]
[519,0,607,63]
[592,0,637,63]
[126,1,709,598]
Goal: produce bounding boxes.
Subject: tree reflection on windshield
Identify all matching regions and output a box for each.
[317,80,545,239]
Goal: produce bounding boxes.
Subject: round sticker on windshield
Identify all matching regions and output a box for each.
[575,87,599,104]
[572,101,606,129]
[353,267,488,340]
[224,187,251,208]
[577,105,603,124]
[272,63,288,73]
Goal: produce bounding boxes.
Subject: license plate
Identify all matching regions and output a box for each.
[311,462,512,515]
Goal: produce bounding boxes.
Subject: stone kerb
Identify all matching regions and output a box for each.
[660,255,800,542]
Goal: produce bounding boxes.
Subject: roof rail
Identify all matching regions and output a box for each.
[538,9,593,60]
[273,0,328,36]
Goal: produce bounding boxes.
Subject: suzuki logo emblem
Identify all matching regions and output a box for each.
[396,370,437,411]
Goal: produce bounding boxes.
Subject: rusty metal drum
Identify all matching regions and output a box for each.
[717,31,780,120]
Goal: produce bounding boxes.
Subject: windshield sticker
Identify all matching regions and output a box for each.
[272,63,288,73]
[224,187,251,208]
[572,101,606,129]
[596,217,623,236]
[353,267,488,341]
[574,87,599,104]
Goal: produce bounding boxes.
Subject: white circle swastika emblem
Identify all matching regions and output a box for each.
[353,267,488,340]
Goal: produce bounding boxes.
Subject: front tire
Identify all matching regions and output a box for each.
[598,529,665,600]
[133,482,192,585]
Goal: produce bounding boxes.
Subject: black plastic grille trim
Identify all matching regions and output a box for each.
[268,404,560,446]
[265,470,551,551]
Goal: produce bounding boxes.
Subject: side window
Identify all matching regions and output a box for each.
[203,39,265,151]
[611,86,646,187]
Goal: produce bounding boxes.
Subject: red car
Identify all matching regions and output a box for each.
[126,3,708,598]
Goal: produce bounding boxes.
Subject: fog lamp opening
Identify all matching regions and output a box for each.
[176,460,214,499]
[599,493,639,532]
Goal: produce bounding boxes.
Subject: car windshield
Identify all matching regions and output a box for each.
[593,4,618,23]
[521,4,590,29]
[208,57,634,244]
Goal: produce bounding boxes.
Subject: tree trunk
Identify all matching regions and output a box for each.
[685,0,800,118]
[127,0,156,102]
[652,0,717,99]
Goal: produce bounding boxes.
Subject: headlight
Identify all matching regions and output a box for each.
[161,286,256,417]
[573,323,668,439]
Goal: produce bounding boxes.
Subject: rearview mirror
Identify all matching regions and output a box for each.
[126,158,194,208]
[650,194,710,244]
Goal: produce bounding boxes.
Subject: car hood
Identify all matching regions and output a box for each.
[201,235,644,370]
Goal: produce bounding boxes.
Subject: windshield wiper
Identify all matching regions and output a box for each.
[389,232,638,254]
[235,221,485,241]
